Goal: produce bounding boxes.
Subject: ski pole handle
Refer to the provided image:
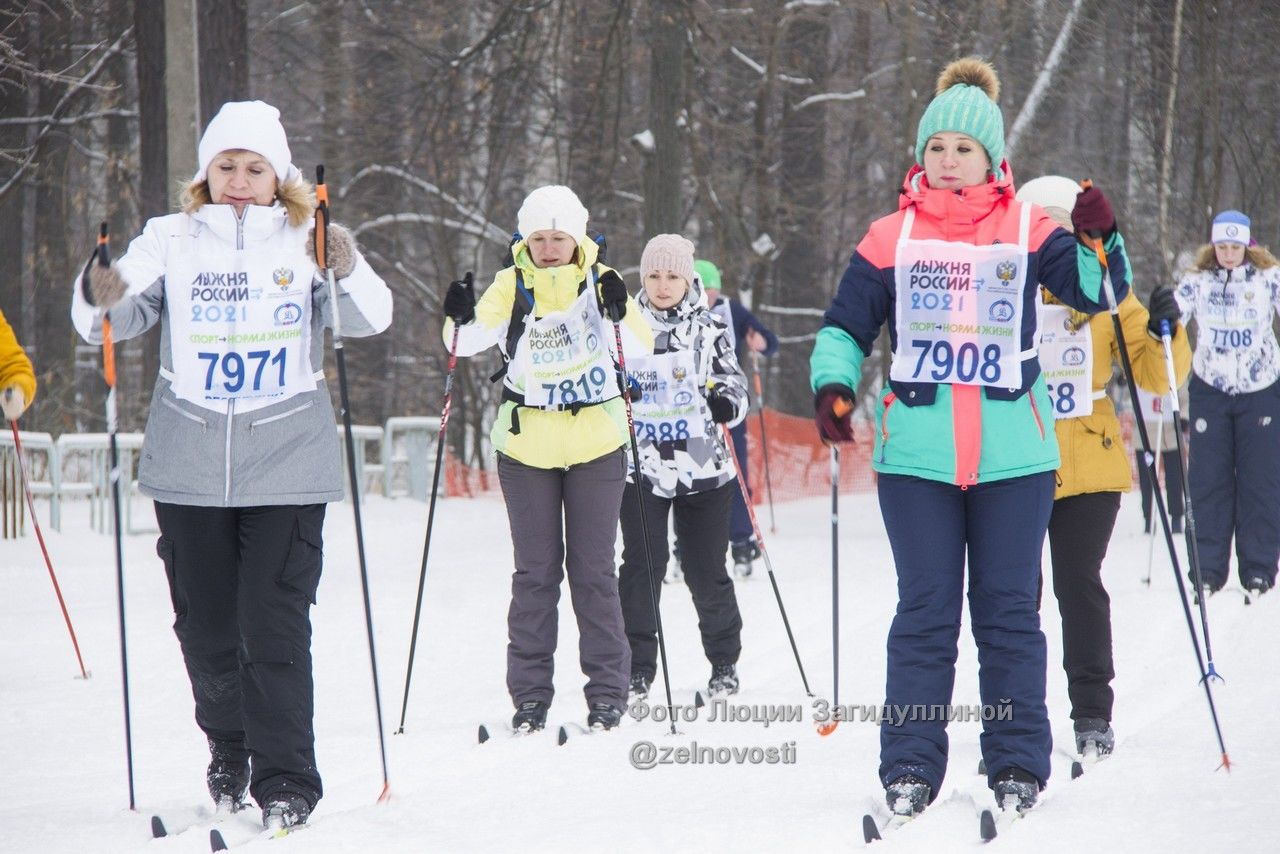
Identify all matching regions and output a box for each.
[95,221,117,388]
[314,165,330,270]
[833,397,852,417]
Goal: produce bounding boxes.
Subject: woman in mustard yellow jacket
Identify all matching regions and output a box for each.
[0,306,36,422]
[1018,176,1191,762]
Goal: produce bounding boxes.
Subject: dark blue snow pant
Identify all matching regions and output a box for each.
[1187,376,1280,589]
[877,472,1054,797]
[728,421,753,545]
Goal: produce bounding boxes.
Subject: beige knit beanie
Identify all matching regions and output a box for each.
[640,234,696,285]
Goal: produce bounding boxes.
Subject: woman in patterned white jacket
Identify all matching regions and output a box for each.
[1174,209,1280,597]
[618,234,749,702]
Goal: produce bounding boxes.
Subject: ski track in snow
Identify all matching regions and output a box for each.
[1,490,1277,852]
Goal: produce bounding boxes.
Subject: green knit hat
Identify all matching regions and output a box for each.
[694,258,722,291]
[914,57,1004,170]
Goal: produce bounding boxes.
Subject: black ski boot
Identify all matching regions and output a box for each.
[511,700,549,733]
[206,737,250,812]
[707,663,740,697]
[628,672,651,703]
[1245,575,1273,598]
[884,774,930,817]
[731,538,760,578]
[587,703,623,731]
[992,767,1039,812]
[1073,717,1115,756]
[261,791,311,830]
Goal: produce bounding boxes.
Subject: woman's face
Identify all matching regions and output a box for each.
[923,132,991,189]
[1214,241,1247,269]
[207,149,278,215]
[526,230,577,268]
[644,270,689,310]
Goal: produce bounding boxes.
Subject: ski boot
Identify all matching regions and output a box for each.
[587,703,623,731]
[206,737,250,812]
[731,538,760,578]
[261,791,311,830]
[1245,575,1273,599]
[511,700,549,733]
[992,767,1038,812]
[628,672,651,704]
[1073,717,1115,757]
[707,663,740,698]
[884,774,930,817]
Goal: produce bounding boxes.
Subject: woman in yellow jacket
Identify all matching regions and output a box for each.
[442,185,653,734]
[0,307,36,422]
[1019,176,1191,761]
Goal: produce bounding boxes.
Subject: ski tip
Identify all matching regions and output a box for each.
[557,725,569,746]
[150,815,167,838]
[979,809,997,841]
[977,758,987,776]
[861,813,881,843]
[1071,760,1084,779]
[210,827,229,851]
[478,724,490,744]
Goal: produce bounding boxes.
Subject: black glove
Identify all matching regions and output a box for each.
[443,272,476,325]
[1146,286,1180,337]
[1071,184,1116,238]
[706,390,736,424]
[814,384,855,443]
[598,269,628,322]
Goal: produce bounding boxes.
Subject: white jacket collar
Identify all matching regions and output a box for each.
[192,203,290,243]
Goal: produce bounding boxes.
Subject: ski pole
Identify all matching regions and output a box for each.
[750,352,777,534]
[1080,189,1229,768]
[315,166,391,800]
[396,272,469,734]
[816,397,850,736]
[720,421,813,698]
[8,420,89,679]
[609,299,677,735]
[85,221,136,809]
[1143,414,1164,587]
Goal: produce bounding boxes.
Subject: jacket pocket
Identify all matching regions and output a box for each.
[278,512,324,604]
[249,399,315,431]
[161,396,208,429]
[139,391,221,497]
[878,392,898,464]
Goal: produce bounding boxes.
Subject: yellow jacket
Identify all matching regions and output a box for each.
[444,237,654,469]
[0,307,36,405]
[1052,290,1191,499]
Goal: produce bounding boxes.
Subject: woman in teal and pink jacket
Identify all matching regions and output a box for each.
[809,58,1130,819]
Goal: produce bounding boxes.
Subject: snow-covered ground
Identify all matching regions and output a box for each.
[1,484,1276,852]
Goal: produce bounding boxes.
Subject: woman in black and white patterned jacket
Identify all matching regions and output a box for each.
[619,233,750,702]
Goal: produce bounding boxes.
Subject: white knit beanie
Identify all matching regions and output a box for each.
[193,100,299,184]
[640,234,696,286]
[517,185,589,240]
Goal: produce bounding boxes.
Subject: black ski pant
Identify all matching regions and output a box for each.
[497,450,631,711]
[1187,376,1280,588]
[1137,449,1184,529]
[1046,491,1120,723]
[619,479,743,680]
[154,501,325,809]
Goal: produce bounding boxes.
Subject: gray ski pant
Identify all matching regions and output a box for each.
[497,449,631,710]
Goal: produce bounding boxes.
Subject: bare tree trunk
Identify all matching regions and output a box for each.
[1155,0,1184,272]
[197,0,249,124]
[643,0,686,236]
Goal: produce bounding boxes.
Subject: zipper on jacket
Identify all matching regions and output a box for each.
[249,399,314,430]
[236,207,245,250]
[161,396,208,431]
[224,398,235,505]
[879,392,897,464]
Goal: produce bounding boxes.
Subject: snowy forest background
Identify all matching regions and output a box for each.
[1,0,1275,466]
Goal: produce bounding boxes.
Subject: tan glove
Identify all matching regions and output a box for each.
[88,263,128,309]
[2,386,26,421]
[306,222,357,278]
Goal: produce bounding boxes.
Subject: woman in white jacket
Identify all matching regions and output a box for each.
[70,101,392,830]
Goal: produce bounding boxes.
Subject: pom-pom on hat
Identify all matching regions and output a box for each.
[915,57,1004,170]
[517,185,590,242]
[641,234,696,286]
[694,259,722,291]
[194,100,298,184]
[1211,210,1250,246]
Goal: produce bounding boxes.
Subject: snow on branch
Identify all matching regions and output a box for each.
[793,88,866,111]
[758,304,826,317]
[351,212,505,244]
[340,164,509,245]
[730,46,766,76]
[784,0,838,9]
[0,108,137,127]
[1004,0,1084,161]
